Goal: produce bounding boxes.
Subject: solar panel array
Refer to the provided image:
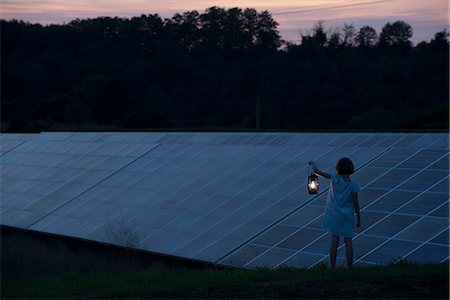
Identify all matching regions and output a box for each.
[1,132,448,268]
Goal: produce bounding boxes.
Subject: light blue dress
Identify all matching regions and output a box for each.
[322,173,360,238]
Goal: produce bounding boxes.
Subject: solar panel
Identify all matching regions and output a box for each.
[216,138,448,268]
[0,132,448,268]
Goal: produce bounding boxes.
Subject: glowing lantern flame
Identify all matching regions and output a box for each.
[308,173,319,194]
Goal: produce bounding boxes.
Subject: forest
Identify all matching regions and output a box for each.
[1,7,449,132]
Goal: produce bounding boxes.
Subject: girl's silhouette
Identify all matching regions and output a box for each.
[309,158,361,268]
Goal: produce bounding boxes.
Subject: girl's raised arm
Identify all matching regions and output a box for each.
[309,161,331,179]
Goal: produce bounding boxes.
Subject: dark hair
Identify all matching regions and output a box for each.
[336,157,355,175]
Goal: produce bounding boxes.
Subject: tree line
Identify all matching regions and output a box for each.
[1,7,449,132]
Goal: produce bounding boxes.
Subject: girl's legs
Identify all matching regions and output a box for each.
[344,237,353,267]
[330,234,339,269]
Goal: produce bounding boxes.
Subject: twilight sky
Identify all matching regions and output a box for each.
[1,0,448,44]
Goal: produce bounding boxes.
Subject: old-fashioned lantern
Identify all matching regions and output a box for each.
[308,173,319,194]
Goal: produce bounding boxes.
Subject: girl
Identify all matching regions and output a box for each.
[309,158,361,269]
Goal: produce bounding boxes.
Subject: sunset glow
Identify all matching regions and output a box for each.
[1,0,448,43]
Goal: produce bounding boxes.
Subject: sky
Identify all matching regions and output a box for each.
[1,0,448,44]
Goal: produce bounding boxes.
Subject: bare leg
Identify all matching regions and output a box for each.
[330,235,339,269]
[344,237,353,268]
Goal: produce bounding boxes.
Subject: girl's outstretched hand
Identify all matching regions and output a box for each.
[309,161,317,170]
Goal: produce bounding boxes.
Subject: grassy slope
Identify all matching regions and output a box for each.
[2,262,448,299]
[2,227,448,299]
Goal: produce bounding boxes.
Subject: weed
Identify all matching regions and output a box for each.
[104,215,141,248]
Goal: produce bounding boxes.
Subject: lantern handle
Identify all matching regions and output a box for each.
[307,162,311,178]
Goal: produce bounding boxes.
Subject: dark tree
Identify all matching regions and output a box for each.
[303,20,328,47]
[1,12,448,132]
[355,26,378,47]
[378,20,413,47]
[342,23,356,47]
[429,29,449,51]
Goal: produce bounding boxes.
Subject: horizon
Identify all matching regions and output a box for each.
[1,0,448,44]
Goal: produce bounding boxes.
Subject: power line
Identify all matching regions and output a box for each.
[272,0,402,16]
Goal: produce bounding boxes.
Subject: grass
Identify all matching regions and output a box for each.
[1,226,449,299]
[2,262,449,299]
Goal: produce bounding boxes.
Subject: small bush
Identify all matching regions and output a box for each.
[104,216,141,248]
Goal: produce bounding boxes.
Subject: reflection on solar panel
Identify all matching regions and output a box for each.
[1,132,448,268]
